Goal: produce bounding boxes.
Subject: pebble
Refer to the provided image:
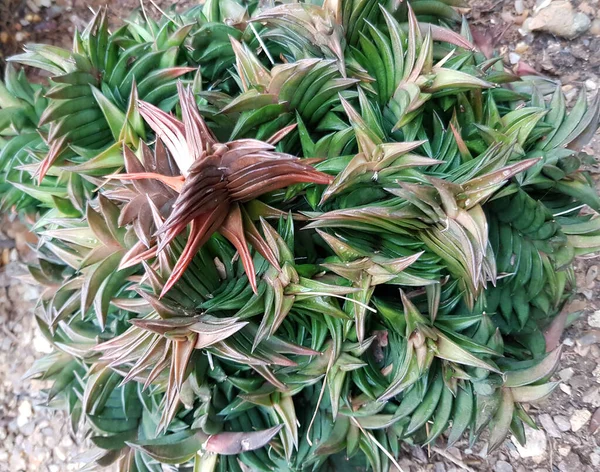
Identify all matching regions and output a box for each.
[575,343,592,357]
[570,409,592,431]
[446,447,462,461]
[559,368,574,381]
[578,331,600,346]
[16,400,32,428]
[44,435,57,448]
[589,310,600,328]
[558,445,572,456]
[558,452,583,472]
[509,53,521,64]
[32,330,53,354]
[583,387,600,407]
[525,1,592,39]
[554,415,572,432]
[592,19,600,36]
[55,447,67,461]
[578,2,596,16]
[515,42,530,54]
[512,424,547,458]
[411,445,427,462]
[515,0,525,13]
[10,454,26,470]
[495,460,514,472]
[560,383,572,395]
[539,413,562,438]
[20,421,35,436]
[570,375,591,390]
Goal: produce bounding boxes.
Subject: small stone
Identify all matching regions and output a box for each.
[586,80,598,91]
[512,424,547,458]
[411,445,427,462]
[559,368,574,381]
[515,0,525,14]
[570,409,592,431]
[515,42,530,54]
[10,454,26,470]
[578,2,596,16]
[554,415,571,432]
[578,331,600,346]
[576,343,593,357]
[55,447,67,462]
[44,435,57,448]
[33,329,53,353]
[564,337,575,347]
[495,460,514,472]
[589,310,600,328]
[535,0,552,10]
[539,413,561,438]
[583,387,600,407]
[558,445,571,456]
[560,383,572,395]
[16,400,32,427]
[446,447,462,461]
[591,453,600,467]
[591,19,600,36]
[558,452,583,472]
[570,375,590,389]
[20,421,35,436]
[434,463,446,472]
[528,1,592,39]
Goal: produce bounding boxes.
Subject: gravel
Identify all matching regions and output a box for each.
[0,220,85,472]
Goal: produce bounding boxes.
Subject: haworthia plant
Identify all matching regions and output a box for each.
[1,1,599,471]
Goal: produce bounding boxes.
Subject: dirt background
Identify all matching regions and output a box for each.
[1,1,600,471]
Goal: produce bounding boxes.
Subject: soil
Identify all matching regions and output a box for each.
[1,1,600,471]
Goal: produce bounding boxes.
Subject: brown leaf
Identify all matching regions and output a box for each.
[544,309,569,352]
[205,424,284,455]
[220,203,258,293]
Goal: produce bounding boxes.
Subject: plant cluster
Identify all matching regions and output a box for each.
[0,1,599,471]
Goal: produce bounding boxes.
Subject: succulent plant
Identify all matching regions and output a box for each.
[4,1,600,471]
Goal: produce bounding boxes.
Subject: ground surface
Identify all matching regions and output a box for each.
[1,1,600,471]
